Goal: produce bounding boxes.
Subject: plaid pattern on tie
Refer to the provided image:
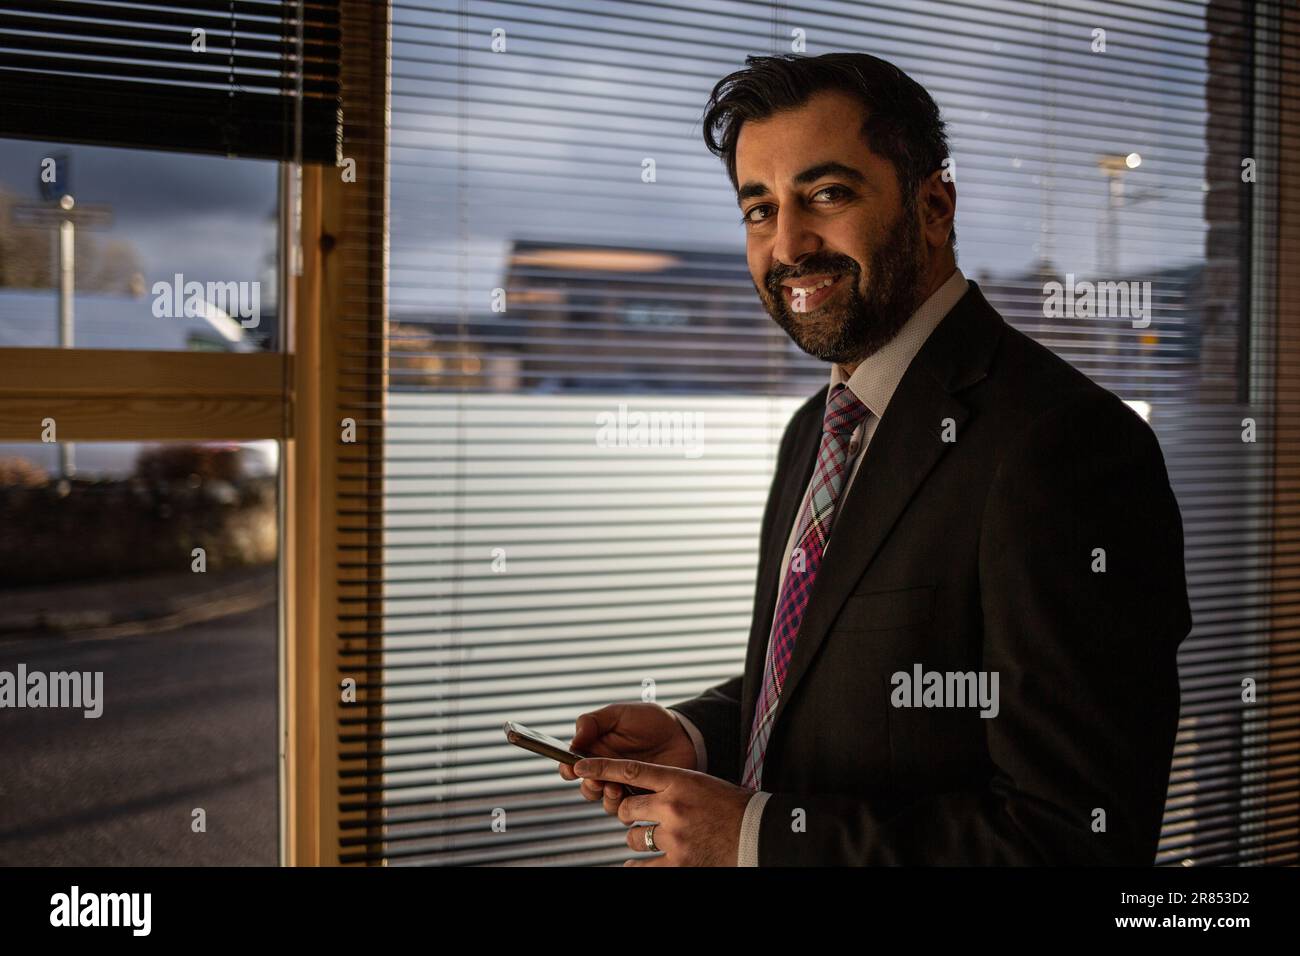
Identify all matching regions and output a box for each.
[741,383,872,790]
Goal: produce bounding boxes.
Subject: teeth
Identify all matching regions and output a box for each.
[790,276,838,296]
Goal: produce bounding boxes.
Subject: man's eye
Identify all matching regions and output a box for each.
[813,185,849,202]
[741,205,773,225]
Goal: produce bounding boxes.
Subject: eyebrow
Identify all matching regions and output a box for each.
[736,160,868,205]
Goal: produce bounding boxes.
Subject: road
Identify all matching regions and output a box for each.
[0,591,278,865]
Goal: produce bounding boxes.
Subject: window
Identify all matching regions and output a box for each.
[0,0,324,864]
[353,0,1296,866]
[0,441,279,864]
[0,140,281,352]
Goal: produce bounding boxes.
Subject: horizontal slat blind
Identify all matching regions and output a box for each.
[0,0,341,161]
[349,0,1299,865]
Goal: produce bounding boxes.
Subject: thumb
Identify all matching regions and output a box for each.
[571,705,622,750]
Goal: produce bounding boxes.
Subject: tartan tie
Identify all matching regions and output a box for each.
[741,383,872,790]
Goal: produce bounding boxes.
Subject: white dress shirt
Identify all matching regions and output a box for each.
[670,265,970,865]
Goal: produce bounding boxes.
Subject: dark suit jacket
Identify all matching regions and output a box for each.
[668,281,1192,865]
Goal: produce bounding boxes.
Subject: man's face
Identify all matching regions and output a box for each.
[734,89,926,365]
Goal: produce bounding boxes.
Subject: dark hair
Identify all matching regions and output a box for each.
[702,52,955,248]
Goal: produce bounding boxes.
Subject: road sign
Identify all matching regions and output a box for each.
[10,199,112,229]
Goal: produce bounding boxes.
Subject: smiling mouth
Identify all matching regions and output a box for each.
[781,273,847,313]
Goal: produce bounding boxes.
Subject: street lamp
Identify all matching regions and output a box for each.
[1096,151,1158,274]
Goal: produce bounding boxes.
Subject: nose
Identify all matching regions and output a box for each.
[770,203,822,271]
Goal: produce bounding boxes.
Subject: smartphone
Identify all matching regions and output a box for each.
[503,720,651,795]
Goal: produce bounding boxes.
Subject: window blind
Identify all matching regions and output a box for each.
[0,0,341,162]
[341,0,1299,866]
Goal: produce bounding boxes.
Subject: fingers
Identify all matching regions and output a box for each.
[571,774,626,814]
[570,705,620,751]
[615,792,653,826]
[574,757,672,793]
[603,781,634,817]
[559,758,617,799]
[569,713,594,752]
[626,823,668,857]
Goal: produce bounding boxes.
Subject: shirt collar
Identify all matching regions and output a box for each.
[829,266,969,419]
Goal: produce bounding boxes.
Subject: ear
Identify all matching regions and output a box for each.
[918,168,956,250]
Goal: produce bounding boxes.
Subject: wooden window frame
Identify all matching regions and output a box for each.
[283,0,390,867]
[0,0,390,868]
[0,350,287,441]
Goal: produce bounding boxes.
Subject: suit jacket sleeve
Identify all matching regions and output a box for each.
[756,391,1193,865]
[667,676,743,783]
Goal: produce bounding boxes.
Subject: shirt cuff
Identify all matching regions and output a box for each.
[737,790,772,867]
[668,709,708,774]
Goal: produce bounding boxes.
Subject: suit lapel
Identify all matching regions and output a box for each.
[757,282,1008,751]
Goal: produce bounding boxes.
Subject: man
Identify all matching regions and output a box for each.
[558,52,1191,866]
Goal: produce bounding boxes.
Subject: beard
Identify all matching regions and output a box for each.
[757,203,926,365]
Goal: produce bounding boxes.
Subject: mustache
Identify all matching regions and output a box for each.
[766,259,860,293]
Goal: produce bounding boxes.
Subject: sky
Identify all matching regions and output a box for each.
[0,0,1214,324]
[0,139,279,307]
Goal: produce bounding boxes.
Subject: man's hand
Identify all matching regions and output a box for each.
[558,703,697,815]
[574,757,753,866]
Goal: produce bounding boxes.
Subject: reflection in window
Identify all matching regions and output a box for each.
[0,139,280,352]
